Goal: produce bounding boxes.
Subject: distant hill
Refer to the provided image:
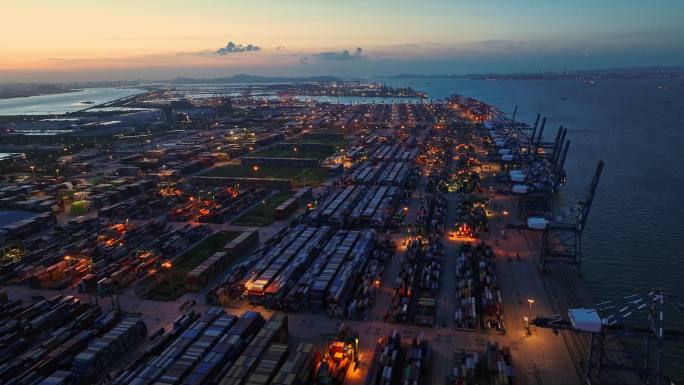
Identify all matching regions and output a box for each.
[387,66,684,80]
[170,74,341,84]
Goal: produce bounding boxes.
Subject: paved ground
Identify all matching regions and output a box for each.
[2,189,582,385]
[2,132,587,385]
[346,145,582,384]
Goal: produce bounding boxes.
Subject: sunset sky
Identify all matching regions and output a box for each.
[2,0,683,81]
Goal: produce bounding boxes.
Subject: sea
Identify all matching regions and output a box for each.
[1,77,682,376]
[380,77,684,303]
[0,87,145,116]
[297,77,684,373]
[382,77,684,377]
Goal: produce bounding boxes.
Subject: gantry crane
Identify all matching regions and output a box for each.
[507,112,570,218]
[526,114,570,185]
[539,160,603,273]
[532,288,684,385]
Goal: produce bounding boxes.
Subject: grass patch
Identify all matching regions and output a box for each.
[286,133,351,148]
[201,165,329,187]
[232,190,295,226]
[250,145,335,160]
[69,201,89,216]
[147,230,240,300]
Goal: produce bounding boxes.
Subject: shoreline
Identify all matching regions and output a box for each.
[0,88,80,100]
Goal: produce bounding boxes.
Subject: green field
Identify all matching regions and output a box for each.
[201,165,329,187]
[250,145,335,160]
[147,230,240,300]
[232,190,295,226]
[286,132,351,148]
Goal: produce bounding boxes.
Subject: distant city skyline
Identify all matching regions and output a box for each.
[2,0,684,81]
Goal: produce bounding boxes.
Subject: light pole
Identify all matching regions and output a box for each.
[527,298,535,333]
[162,261,173,292]
[262,200,267,223]
[30,165,35,180]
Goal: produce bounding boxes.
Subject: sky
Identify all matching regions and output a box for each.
[1,0,684,82]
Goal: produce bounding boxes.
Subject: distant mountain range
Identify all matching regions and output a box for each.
[3,66,683,89]
[167,67,684,84]
[386,66,684,80]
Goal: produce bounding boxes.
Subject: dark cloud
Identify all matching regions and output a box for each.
[312,47,364,61]
[216,41,261,55]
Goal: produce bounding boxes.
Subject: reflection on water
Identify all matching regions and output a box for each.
[384,77,684,375]
[0,88,145,116]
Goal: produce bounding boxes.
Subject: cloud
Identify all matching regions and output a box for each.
[312,47,364,61]
[216,41,261,55]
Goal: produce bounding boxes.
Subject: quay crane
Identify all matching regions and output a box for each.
[500,107,601,273]
[526,113,571,187]
[532,288,684,385]
[501,109,570,217]
[512,160,604,274]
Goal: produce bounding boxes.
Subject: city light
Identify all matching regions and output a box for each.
[527,298,535,326]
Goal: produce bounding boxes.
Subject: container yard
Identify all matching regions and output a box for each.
[145,230,243,300]
[7,217,210,294]
[104,309,291,385]
[0,293,149,385]
[449,342,514,385]
[164,186,269,224]
[307,186,401,229]
[348,161,418,188]
[216,224,393,316]
[2,80,653,385]
[364,330,431,385]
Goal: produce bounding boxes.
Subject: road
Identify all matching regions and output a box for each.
[347,153,581,384]
[3,133,586,385]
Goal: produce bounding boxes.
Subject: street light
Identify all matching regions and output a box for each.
[162,261,173,292]
[527,298,535,324]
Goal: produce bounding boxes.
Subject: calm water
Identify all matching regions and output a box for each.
[383,77,684,300]
[384,77,684,375]
[1,78,682,373]
[0,88,145,116]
